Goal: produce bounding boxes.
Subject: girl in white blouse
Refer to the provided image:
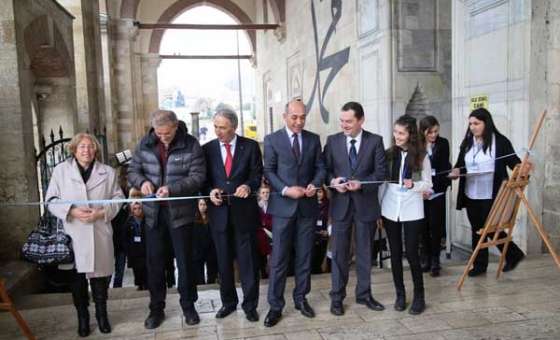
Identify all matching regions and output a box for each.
[380,114,432,315]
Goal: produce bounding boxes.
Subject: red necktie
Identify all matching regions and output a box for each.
[224,143,233,177]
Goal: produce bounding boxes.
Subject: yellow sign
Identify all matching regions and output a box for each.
[470,95,488,111]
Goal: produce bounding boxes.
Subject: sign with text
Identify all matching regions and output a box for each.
[470,95,489,111]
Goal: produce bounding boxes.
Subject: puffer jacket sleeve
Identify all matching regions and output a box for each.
[128,143,150,190]
[167,139,206,196]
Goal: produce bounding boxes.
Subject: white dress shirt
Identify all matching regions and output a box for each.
[465,135,496,200]
[346,130,363,154]
[220,135,237,164]
[381,154,433,222]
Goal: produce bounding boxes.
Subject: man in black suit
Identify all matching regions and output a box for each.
[263,99,326,327]
[203,108,262,322]
[323,101,387,316]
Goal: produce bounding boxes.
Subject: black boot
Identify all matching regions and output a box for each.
[409,291,426,315]
[76,306,90,337]
[91,277,112,334]
[70,273,90,337]
[431,255,441,277]
[394,289,406,312]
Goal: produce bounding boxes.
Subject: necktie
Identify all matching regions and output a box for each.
[224,143,233,177]
[349,139,358,170]
[292,133,300,160]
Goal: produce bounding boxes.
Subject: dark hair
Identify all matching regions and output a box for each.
[460,108,502,153]
[341,101,364,120]
[390,114,425,171]
[419,115,440,146]
[194,199,208,224]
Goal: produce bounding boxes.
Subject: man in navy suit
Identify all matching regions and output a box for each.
[203,108,262,322]
[323,101,387,316]
[263,99,326,327]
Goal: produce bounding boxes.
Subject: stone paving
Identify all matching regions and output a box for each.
[1,255,559,340]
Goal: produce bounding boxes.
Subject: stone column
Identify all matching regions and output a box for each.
[0,0,40,261]
[57,0,105,133]
[112,18,139,150]
[140,53,161,133]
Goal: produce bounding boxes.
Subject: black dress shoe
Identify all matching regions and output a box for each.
[144,311,165,329]
[294,301,315,318]
[394,295,406,312]
[184,308,200,326]
[503,254,525,272]
[468,267,487,277]
[408,297,426,315]
[330,301,344,316]
[264,310,282,327]
[245,309,259,322]
[356,297,385,311]
[215,306,236,319]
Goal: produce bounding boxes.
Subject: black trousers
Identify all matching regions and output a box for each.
[211,214,259,312]
[422,194,446,258]
[464,197,525,270]
[267,213,314,311]
[384,218,424,297]
[146,207,197,313]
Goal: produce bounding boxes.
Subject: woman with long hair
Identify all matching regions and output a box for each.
[381,114,432,315]
[192,199,218,284]
[418,116,451,277]
[449,108,525,277]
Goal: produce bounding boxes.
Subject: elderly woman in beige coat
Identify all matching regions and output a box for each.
[46,132,123,337]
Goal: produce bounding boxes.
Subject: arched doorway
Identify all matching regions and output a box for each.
[157,5,256,143]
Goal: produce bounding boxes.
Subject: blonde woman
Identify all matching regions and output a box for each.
[46,133,124,337]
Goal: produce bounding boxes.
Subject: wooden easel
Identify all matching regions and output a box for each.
[0,279,37,339]
[457,110,560,290]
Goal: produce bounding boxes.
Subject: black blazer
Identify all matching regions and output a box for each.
[454,133,520,209]
[263,128,326,218]
[203,135,263,233]
[429,136,452,194]
[323,130,386,222]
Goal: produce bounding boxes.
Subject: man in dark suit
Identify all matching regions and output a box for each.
[323,101,387,316]
[263,99,326,327]
[203,108,262,322]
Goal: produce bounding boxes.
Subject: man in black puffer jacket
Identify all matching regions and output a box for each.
[128,110,206,329]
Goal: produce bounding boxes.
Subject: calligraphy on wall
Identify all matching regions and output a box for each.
[306,0,351,124]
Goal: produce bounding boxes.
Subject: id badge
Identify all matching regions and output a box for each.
[316,220,323,226]
[134,236,142,243]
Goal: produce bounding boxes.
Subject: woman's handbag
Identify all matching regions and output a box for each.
[21,213,74,265]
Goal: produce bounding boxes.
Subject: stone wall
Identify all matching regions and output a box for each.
[451,0,558,255]
[0,0,75,262]
[254,0,452,145]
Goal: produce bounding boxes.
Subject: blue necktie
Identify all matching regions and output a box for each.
[349,139,358,171]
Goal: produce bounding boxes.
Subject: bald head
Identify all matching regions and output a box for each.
[283,99,306,134]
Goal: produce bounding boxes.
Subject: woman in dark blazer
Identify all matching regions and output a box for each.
[449,108,525,277]
[419,116,451,277]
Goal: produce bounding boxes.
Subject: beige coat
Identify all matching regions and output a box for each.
[46,158,124,278]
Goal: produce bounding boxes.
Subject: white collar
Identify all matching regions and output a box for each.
[285,126,300,138]
[220,134,237,147]
[346,130,363,142]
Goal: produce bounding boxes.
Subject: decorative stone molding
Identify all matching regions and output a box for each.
[465,0,508,16]
[405,82,431,119]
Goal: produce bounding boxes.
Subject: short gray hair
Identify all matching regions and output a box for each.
[213,108,239,129]
[151,110,178,127]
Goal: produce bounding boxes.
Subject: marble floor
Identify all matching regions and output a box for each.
[1,255,559,340]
